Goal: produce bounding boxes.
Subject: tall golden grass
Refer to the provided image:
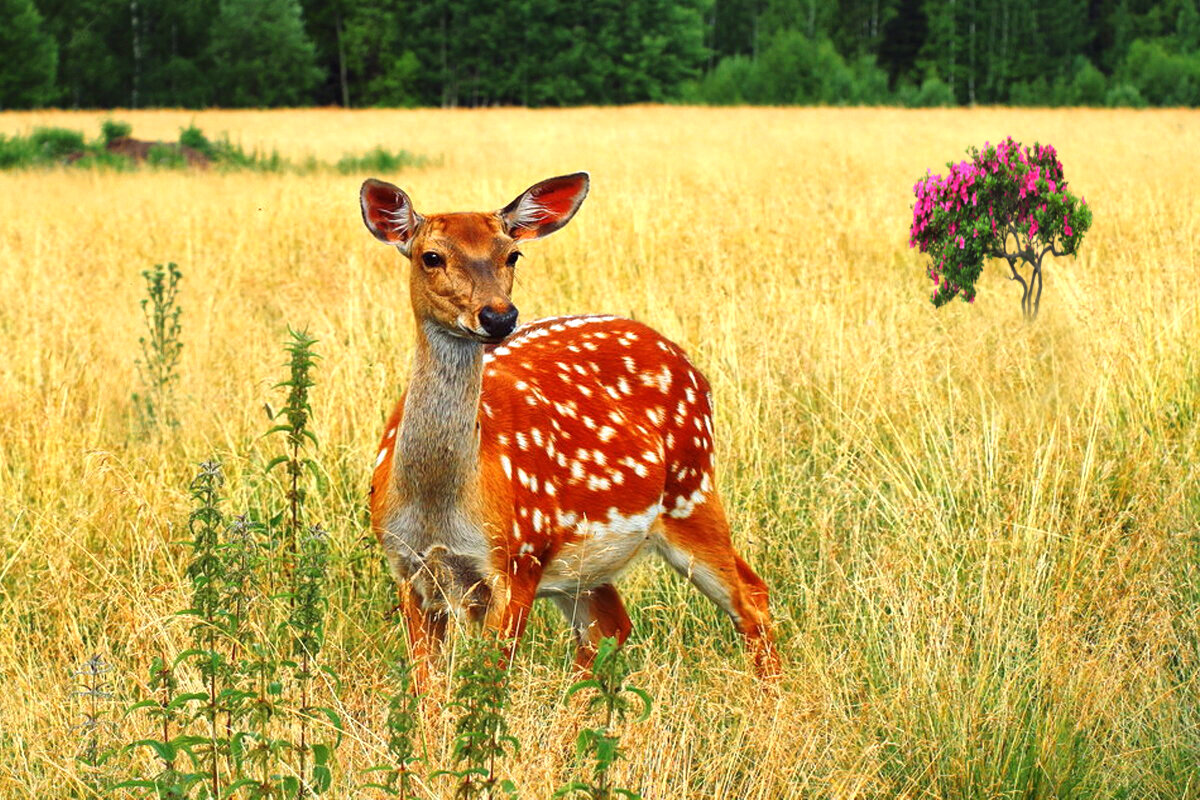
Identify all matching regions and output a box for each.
[0,107,1197,798]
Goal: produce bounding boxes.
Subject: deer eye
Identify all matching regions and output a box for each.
[421,251,444,268]
[506,251,521,267]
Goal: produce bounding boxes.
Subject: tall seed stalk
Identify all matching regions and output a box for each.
[183,461,227,798]
[72,654,115,792]
[133,262,183,430]
[266,327,320,578]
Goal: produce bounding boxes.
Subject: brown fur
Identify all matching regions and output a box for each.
[363,175,779,681]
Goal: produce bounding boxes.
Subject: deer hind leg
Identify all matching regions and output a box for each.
[653,498,781,677]
[553,583,633,671]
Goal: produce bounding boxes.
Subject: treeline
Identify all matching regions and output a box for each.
[2,0,1199,109]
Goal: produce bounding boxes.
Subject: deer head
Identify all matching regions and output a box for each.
[360,173,590,343]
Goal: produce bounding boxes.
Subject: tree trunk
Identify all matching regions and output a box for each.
[336,7,349,108]
[130,0,141,108]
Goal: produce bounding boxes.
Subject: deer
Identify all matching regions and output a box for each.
[361,172,779,681]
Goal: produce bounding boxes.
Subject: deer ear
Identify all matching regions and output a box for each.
[499,172,589,241]
[361,178,423,254]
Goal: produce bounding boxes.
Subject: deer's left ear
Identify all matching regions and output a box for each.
[361,178,424,255]
[499,172,589,241]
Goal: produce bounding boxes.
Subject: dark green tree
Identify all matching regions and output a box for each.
[342,0,421,106]
[38,0,129,107]
[0,0,58,108]
[206,0,322,107]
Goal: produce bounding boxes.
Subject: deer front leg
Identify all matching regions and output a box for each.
[398,580,447,692]
[483,564,540,665]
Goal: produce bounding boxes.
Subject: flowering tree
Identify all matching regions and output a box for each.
[910,137,1092,321]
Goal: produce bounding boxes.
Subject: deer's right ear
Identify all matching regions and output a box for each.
[361,179,423,255]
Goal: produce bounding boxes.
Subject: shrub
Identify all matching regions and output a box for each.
[1105,82,1147,108]
[30,127,85,160]
[100,118,133,145]
[147,143,187,168]
[897,74,956,108]
[0,134,37,168]
[1119,39,1200,106]
[1069,57,1108,106]
[335,146,431,175]
[688,55,756,105]
[909,137,1093,320]
[178,124,215,158]
[1009,77,1051,106]
[756,31,854,104]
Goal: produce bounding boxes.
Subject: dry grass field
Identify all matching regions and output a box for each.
[0,106,1197,798]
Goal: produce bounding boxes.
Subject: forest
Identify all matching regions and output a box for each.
[3,0,1199,110]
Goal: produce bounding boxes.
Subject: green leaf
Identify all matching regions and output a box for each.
[264,454,290,473]
[311,764,332,793]
[627,687,653,721]
[565,679,602,700]
[109,779,159,791]
[127,738,176,763]
[123,699,160,716]
[167,691,210,711]
[312,706,344,735]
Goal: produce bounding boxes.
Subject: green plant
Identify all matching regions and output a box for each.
[30,126,86,160]
[230,640,293,800]
[362,658,425,799]
[148,144,188,169]
[0,133,38,168]
[181,461,228,798]
[73,654,116,791]
[555,638,651,800]
[335,147,431,175]
[219,513,266,744]
[118,656,206,799]
[438,635,518,800]
[179,125,215,159]
[266,327,320,572]
[910,138,1093,320]
[286,525,339,796]
[133,263,184,429]
[101,119,133,145]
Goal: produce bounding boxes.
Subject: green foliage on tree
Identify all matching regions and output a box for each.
[16,0,1200,107]
[207,0,322,107]
[910,138,1093,321]
[0,0,57,108]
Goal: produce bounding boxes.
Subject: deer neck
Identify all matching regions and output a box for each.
[394,320,483,512]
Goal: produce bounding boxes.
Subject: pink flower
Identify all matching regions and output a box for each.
[1064,224,1072,237]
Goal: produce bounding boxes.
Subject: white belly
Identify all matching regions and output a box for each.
[537,504,663,595]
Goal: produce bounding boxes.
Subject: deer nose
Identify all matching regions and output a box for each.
[479,305,518,339]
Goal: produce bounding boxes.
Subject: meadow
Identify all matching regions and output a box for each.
[0,106,1197,798]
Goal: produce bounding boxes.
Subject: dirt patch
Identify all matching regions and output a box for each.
[107,136,211,167]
